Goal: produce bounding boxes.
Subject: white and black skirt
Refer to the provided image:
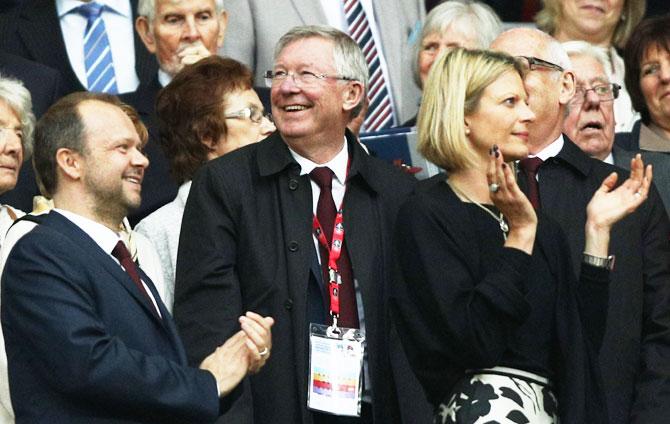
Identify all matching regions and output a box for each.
[435,366,559,424]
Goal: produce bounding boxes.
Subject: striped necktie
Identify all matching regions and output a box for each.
[77,2,118,94]
[343,0,394,131]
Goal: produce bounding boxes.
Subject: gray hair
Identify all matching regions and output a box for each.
[0,75,35,159]
[137,0,224,22]
[562,40,610,77]
[413,1,502,86]
[273,25,369,118]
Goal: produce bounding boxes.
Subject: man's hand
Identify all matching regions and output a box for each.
[177,41,211,66]
[199,331,250,397]
[240,311,274,374]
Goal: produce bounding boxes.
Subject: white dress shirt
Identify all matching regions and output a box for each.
[526,134,565,182]
[319,0,398,125]
[56,0,139,93]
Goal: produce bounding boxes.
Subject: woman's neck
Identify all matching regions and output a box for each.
[447,168,492,204]
[554,27,612,48]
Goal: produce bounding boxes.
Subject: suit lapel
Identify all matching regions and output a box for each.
[289,0,327,24]
[45,212,166,326]
[17,0,84,92]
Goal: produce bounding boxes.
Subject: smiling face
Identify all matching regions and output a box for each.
[0,100,23,194]
[270,37,357,148]
[79,101,148,219]
[137,0,227,76]
[465,70,535,164]
[640,44,670,132]
[556,0,624,46]
[563,53,615,160]
[418,25,479,85]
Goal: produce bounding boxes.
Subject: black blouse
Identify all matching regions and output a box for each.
[391,179,609,423]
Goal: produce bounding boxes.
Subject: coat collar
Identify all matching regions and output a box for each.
[552,134,595,177]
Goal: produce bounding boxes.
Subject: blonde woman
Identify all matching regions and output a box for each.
[391,48,651,423]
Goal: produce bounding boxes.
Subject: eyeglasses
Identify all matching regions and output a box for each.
[264,70,356,88]
[224,107,272,124]
[571,83,621,105]
[516,56,565,73]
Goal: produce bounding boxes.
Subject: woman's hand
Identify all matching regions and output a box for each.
[487,145,537,254]
[584,154,652,256]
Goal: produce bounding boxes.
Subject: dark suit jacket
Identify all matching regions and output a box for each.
[1,211,219,423]
[0,0,157,96]
[526,137,670,424]
[174,131,417,423]
[0,51,63,212]
[612,144,670,212]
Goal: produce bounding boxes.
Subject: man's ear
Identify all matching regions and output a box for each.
[216,10,228,48]
[136,16,157,54]
[342,81,365,113]
[558,70,576,106]
[55,148,83,181]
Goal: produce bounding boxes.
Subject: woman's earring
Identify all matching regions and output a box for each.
[465,128,471,135]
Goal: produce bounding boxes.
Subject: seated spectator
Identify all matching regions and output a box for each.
[619,16,670,155]
[563,40,670,210]
[405,0,502,126]
[134,56,274,311]
[0,75,33,422]
[536,0,644,131]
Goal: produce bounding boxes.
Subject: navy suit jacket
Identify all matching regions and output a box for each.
[0,0,157,96]
[1,211,219,423]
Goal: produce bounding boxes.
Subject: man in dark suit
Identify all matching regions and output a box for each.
[0,51,63,211]
[174,26,416,423]
[1,92,274,422]
[492,28,670,424]
[0,0,157,96]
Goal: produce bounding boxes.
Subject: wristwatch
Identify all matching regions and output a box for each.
[582,253,615,271]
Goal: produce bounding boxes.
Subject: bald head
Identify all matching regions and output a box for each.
[491,28,576,154]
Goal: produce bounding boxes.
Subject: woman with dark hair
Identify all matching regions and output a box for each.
[135,56,275,311]
[391,48,651,423]
[619,16,670,153]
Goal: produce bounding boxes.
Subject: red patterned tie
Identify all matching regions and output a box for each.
[310,167,359,328]
[111,241,160,318]
[343,0,394,131]
[519,157,544,209]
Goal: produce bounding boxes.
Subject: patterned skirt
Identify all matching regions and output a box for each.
[434,367,559,424]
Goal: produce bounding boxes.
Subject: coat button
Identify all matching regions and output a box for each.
[288,241,299,252]
[284,299,293,310]
[288,179,299,190]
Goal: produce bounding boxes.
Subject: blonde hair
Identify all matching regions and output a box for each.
[417,48,521,172]
[536,0,645,49]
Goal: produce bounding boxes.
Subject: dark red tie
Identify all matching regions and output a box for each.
[111,240,160,318]
[519,157,544,209]
[310,167,359,329]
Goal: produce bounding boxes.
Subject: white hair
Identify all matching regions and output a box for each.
[0,74,34,158]
[562,40,611,77]
[137,0,225,22]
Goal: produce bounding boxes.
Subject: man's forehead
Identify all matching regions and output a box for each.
[571,54,609,85]
[156,0,216,13]
[493,32,553,62]
[275,37,333,64]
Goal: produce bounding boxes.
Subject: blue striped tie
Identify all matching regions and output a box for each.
[77,2,118,94]
[343,0,394,131]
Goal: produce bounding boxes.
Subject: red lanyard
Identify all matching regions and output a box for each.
[311,162,349,326]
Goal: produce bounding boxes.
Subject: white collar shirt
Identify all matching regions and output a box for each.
[57,0,139,94]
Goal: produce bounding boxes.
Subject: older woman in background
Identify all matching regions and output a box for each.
[404,0,501,126]
[135,56,275,311]
[536,0,644,131]
[619,16,670,154]
[0,75,33,422]
[391,48,651,423]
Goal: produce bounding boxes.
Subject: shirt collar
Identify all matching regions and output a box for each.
[531,134,564,161]
[603,152,614,164]
[288,137,349,184]
[54,208,122,255]
[57,0,130,18]
[158,69,172,88]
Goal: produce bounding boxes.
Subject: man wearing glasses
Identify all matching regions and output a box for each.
[174,26,418,424]
[492,28,670,424]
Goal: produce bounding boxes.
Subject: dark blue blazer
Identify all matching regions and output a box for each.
[0,211,219,423]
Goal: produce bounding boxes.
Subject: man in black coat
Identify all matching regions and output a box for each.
[174,26,417,424]
[492,28,670,424]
